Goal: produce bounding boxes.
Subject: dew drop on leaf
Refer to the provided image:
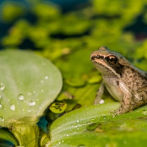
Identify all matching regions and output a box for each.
[0,117,4,122]
[103,116,107,120]
[0,83,5,91]
[28,92,32,96]
[18,94,25,100]
[45,76,48,79]
[10,104,15,111]
[142,110,147,115]
[28,101,35,106]
[76,120,80,123]
[0,104,2,108]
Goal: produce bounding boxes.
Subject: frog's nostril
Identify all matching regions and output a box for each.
[91,56,95,60]
[91,55,100,60]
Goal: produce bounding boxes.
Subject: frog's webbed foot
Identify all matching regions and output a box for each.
[93,82,105,105]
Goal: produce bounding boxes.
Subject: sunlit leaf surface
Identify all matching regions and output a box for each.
[50,103,147,147]
[0,50,62,127]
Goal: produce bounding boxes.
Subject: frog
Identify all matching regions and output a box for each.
[90,46,147,114]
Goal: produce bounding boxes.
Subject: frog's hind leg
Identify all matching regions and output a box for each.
[114,90,147,115]
[114,95,135,115]
[93,82,105,105]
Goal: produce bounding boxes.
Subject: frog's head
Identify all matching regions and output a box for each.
[90,46,129,77]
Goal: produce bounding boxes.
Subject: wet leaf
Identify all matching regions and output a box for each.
[0,129,18,146]
[49,103,147,147]
[1,2,26,22]
[0,50,62,127]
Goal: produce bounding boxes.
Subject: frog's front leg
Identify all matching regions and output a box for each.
[93,81,105,105]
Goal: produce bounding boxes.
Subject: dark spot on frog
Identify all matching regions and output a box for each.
[116,81,119,86]
[130,75,132,78]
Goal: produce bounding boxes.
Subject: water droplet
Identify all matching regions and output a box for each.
[18,94,25,100]
[45,76,48,79]
[0,83,5,91]
[0,104,2,108]
[99,99,104,104]
[103,116,107,120]
[10,104,15,111]
[58,141,61,144]
[28,92,32,95]
[142,110,147,115]
[91,118,94,121]
[0,117,4,122]
[28,101,35,106]
[76,120,79,123]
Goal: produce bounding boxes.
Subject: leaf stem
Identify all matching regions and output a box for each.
[10,124,40,147]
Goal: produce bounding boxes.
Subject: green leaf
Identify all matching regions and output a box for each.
[32,3,60,20]
[50,102,120,145]
[0,50,62,127]
[0,129,18,146]
[1,2,26,22]
[49,103,147,147]
[49,101,67,114]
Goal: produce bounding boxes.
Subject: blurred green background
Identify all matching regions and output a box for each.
[1,0,147,119]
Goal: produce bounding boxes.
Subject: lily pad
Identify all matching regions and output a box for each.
[49,102,147,147]
[0,50,62,127]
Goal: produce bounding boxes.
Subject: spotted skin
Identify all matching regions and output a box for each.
[90,46,147,114]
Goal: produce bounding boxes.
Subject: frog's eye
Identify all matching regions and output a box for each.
[106,55,118,65]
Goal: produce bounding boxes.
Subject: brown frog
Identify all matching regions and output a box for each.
[90,46,147,114]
